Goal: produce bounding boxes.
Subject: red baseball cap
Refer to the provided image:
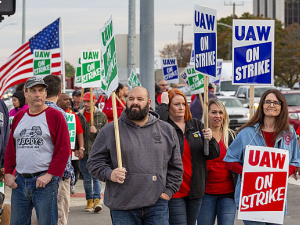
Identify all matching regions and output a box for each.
[82,92,96,101]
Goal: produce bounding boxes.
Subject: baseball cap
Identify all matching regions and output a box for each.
[72,90,81,97]
[25,77,48,90]
[82,92,96,101]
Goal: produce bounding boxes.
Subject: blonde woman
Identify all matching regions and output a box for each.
[197,98,237,225]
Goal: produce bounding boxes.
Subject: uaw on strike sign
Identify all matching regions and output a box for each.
[233,20,274,85]
[238,145,289,224]
[194,5,217,78]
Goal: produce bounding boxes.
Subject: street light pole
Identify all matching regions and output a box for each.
[22,0,26,43]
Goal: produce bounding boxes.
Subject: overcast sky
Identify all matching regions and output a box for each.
[0,0,252,67]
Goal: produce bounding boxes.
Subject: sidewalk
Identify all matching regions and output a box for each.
[4,178,300,225]
[4,179,113,225]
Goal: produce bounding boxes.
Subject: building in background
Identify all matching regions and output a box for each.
[253,0,300,27]
[253,0,284,24]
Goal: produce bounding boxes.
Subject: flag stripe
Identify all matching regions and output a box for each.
[0,51,32,87]
[0,18,62,97]
[0,45,31,75]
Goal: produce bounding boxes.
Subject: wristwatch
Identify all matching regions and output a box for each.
[79,147,85,151]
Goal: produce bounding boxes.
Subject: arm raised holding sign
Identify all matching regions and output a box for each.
[155,89,219,225]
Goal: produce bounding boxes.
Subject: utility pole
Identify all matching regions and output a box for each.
[128,0,136,78]
[140,0,155,109]
[224,1,244,19]
[22,0,26,43]
[175,23,190,68]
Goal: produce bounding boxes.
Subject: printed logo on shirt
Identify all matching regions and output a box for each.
[152,176,157,181]
[0,112,3,127]
[17,126,43,148]
[152,132,162,144]
[193,131,201,138]
[284,133,292,145]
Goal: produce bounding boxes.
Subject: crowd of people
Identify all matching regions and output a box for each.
[0,76,299,225]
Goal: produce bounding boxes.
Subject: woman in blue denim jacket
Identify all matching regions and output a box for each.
[224,89,300,225]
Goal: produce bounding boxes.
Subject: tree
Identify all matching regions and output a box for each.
[65,61,75,78]
[274,23,300,88]
[159,43,192,68]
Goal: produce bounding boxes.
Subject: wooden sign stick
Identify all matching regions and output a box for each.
[112,91,122,168]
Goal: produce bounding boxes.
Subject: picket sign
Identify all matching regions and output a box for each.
[232,19,275,118]
[100,17,122,168]
[33,50,51,76]
[74,56,82,87]
[100,16,118,97]
[66,113,76,149]
[161,58,179,84]
[194,4,217,155]
[238,145,289,224]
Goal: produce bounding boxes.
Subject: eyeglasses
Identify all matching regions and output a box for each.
[263,100,282,106]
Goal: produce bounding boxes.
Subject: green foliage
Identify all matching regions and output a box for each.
[65,61,75,78]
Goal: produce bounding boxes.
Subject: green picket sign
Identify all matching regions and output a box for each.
[75,57,82,87]
[66,113,76,149]
[128,70,141,88]
[81,50,102,88]
[100,16,118,96]
[186,66,204,94]
[33,50,51,76]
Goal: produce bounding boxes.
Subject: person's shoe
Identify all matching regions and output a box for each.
[70,186,75,194]
[93,198,102,213]
[85,199,94,212]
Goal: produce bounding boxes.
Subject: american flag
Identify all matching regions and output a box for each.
[0,18,62,97]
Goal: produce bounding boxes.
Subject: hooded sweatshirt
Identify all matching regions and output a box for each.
[87,111,183,210]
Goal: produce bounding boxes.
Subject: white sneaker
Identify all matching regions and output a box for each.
[70,186,75,194]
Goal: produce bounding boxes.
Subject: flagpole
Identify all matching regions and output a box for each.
[59,17,66,92]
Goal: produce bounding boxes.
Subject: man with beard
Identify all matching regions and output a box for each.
[87,86,183,225]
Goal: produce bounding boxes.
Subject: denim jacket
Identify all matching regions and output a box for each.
[223,123,300,210]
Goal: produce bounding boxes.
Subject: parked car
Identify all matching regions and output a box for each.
[218,96,249,130]
[234,86,276,109]
[281,90,300,130]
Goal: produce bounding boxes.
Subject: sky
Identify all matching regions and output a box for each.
[0,0,252,67]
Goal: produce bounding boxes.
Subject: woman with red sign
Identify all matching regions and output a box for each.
[156,89,220,225]
[197,98,237,225]
[224,89,300,225]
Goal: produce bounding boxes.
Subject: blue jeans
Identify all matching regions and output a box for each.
[10,172,60,225]
[168,197,202,225]
[243,221,282,225]
[80,155,101,200]
[110,198,169,225]
[197,193,236,225]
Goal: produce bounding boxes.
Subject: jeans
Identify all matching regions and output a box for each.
[197,193,236,225]
[168,197,202,225]
[10,172,60,225]
[80,155,101,200]
[243,221,282,225]
[110,198,169,225]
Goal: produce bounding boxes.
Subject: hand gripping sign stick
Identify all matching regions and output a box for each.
[111,91,123,168]
[90,88,94,126]
[203,76,209,156]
